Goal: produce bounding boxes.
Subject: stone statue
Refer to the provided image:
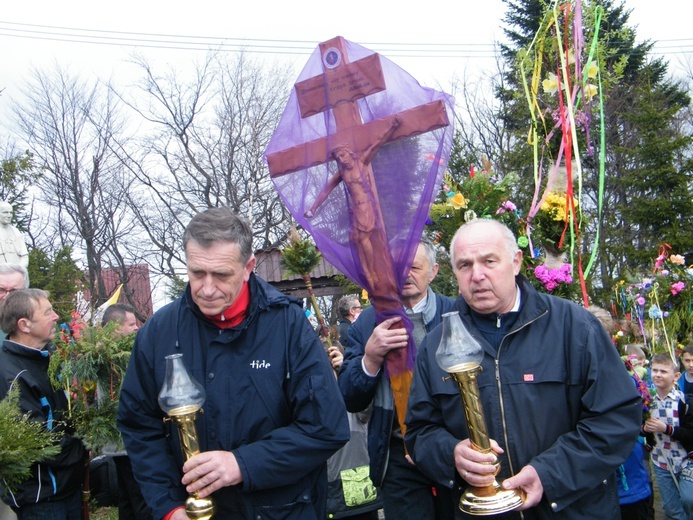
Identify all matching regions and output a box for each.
[0,202,28,268]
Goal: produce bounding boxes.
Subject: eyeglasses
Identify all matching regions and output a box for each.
[351,306,362,311]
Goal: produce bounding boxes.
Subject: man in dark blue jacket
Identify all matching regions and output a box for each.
[0,289,86,519]
[405,219,642,519]
[117,208,349,520]
[339,236,457,518]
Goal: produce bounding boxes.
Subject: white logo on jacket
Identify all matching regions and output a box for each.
[250,360,271,369]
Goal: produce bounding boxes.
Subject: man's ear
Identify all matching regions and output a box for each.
[512,250,523,276]
[17,317,31,334]
[244,255,257,281]
[429,263,439,282]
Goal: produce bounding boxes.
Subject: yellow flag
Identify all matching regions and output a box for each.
[92,284,123,326]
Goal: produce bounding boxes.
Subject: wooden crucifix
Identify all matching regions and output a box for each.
[266,36,449,310]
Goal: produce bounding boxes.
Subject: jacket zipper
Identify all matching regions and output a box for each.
[495,309,548,477]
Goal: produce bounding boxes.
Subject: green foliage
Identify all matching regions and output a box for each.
[427,170,522,252]
[0,150,41,232]
[334,273,362,296]
[166,275,188,302]
[0,386,61,491]
[609,74,693,270]
[428,249,457,299]
[28,246,84,323]
[280,228,322,278]
[49,321,134,452]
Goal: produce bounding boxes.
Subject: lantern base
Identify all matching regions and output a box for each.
[186,494,215,520]
[459,482,524,516]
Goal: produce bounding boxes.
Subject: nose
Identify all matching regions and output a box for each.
[199,275,217,295]
[470,263,485,281]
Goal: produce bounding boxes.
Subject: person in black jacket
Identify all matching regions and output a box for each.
[117,208,349,520]
[405,219,642,519]
[337,295,362,347]
[0,289,86,520]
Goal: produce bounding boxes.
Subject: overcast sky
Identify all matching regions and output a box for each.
[1,0,691,106]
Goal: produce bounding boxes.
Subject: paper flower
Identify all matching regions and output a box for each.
[496,200,517,214]
[447,192,468,210]
[534,263,572,291]
[586,61,598,79]
[671,282,686,296]
[584,83,598,100]
[542,73,558,94]
[540,192,577,221]
[670,254,686,265]
[649,305,663,320]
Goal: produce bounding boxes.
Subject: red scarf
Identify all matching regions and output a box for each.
[205,282,250,329]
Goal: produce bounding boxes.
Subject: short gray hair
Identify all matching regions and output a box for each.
[183,207,254,263]
[0,263,29,287]
[0,288,48,336]
[338,295,359,318]
[419,235,437,274]
[450,219,519,266]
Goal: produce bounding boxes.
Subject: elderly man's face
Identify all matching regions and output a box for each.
[401,244,438,308]
[0,271,25,300]
[452,224,521,315]
[186,240,255,316]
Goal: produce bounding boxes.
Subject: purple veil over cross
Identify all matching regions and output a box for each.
[265,36,454,377]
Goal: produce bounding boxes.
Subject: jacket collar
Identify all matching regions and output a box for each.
[420,287,439,326]
[456,275,549,333]
[2,339,51,359]
[183,272,300,329]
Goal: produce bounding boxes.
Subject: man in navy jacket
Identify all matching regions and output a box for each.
[405,219,642,519]
[117,208,349,520]
[0,289,86,519]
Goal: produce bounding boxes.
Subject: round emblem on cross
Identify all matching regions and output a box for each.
[322,47,342,69]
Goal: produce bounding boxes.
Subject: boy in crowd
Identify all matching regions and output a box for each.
[643,353,693,519]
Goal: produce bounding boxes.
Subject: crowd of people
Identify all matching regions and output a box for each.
[1,209,692,519]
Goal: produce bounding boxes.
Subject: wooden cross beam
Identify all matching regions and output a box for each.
[266,36,449,177]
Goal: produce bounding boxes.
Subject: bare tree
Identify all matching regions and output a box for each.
[447,51,515,174]
[11,65,138,310]
[116,51,295,281]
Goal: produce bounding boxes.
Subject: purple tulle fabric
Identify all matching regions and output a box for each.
[265,37,454,372]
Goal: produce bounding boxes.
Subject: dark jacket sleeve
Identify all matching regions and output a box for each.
[529,316,642,511]
[672,396,693,452]
[117,318,187,520]
[338,308,381,413]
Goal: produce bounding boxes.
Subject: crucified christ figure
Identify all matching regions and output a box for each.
[305,117,401,295]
